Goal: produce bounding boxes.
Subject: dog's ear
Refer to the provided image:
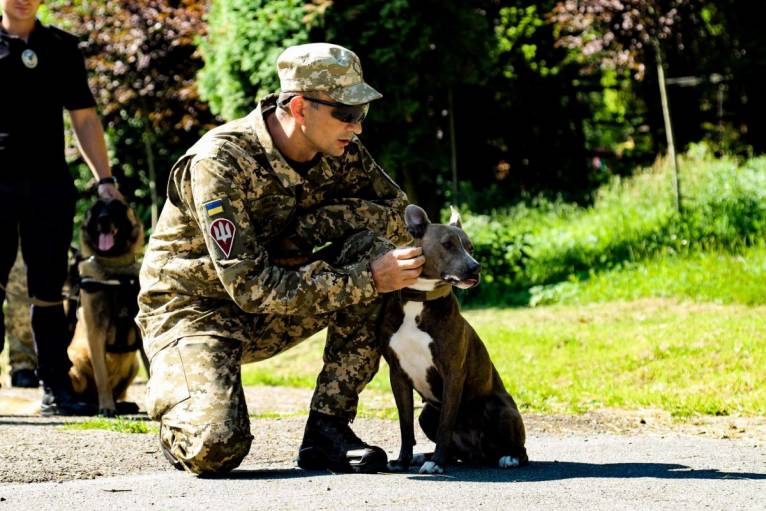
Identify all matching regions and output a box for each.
[449,206,463,229]
[405,204,430,239]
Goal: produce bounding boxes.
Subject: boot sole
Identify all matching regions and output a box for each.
[297,446,387,473]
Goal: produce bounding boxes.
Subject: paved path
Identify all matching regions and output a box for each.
[2,382,765,510]
[2,431,764,510]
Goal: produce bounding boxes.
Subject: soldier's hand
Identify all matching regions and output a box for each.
[98,183,124,201]
[371,247,425,293]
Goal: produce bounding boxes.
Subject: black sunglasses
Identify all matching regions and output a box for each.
[301,96,370,124]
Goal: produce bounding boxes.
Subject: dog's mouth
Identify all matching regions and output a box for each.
[442,274,481,289]
[98,228,118,252]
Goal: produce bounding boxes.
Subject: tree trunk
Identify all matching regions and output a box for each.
[655,40,682,213]
[448,88,458,206]
[142,130,159,229]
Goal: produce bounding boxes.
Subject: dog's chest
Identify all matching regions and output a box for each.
[388,301,439,402]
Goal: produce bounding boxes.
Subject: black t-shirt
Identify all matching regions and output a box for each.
[0,19,96,180]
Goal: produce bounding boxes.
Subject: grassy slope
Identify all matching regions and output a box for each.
[530,245,766,306]
[242,259,766,417]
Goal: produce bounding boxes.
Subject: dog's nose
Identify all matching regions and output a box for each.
[97,215,112,232]
[468,260,481,275]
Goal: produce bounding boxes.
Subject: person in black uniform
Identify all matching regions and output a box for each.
[0,0,122,414]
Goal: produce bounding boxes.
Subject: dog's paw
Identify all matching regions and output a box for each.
[418,461,445,474]
[498,456,521,468]
[411,453,431,465]
[98,408,116,418]
[387,459,410,472]
[115,401,140,415]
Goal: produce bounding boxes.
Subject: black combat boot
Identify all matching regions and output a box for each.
[40,384,96,416]
[11,368,39,388]
[297,410,387,473]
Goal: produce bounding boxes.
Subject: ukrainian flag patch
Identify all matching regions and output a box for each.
[204,199,224,217]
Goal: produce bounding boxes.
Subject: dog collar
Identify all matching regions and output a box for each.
[79,254,140,282]
[400,284,453,302]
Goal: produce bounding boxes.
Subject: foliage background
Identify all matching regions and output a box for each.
[23,0,766,305]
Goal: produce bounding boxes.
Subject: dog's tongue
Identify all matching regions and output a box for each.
[98,233,115,252]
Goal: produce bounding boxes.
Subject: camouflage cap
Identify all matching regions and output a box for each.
[277,43,382,105]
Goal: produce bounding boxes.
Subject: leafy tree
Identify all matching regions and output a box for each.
[550,0,694,80]
[44,0,215,227]
[489,1,594,200]
[198,0,315,121]
[549,0,728,158]
[198,0,497,217]
[320,0,497,215]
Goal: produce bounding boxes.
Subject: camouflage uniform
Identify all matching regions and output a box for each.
[3,246,37,373]
[137,44,409,474]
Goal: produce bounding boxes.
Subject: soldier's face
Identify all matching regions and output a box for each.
[301,94,363,157]
[0,0,42,22]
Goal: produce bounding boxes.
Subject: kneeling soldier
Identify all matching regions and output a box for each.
[136,43,423,474]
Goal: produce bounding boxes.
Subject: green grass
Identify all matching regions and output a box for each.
[460,148,766,306]
[530,245,766,306]
[463,301,765,417]
[60,417,158,434]
[249,411,303,419]
[243,296,766,418]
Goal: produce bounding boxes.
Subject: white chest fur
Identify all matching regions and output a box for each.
[389,301,439,402]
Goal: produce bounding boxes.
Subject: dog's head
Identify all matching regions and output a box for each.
[405,204,481,289]
[81,198,143,257]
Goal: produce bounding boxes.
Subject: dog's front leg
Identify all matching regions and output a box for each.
[388,364,415,472]
[81,292,116,416]
[419,372,465,474]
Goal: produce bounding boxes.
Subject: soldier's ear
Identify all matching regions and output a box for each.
[289,96,307,125]
[405,204,430,239]
[448,205,462,229]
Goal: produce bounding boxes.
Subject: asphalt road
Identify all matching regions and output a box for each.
[2,431,764,511]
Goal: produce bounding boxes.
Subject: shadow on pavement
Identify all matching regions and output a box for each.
[406,461,766,483]
[203,468,332,480]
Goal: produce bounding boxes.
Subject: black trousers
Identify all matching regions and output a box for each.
[0,177,76,388]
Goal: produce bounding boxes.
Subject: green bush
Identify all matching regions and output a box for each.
[458,148,766,306]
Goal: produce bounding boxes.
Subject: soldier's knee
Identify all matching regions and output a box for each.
[162,422,253,475]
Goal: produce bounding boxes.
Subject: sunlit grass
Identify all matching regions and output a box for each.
[529,245,766,306]
[241,297,766,418]
[60,417,157,434]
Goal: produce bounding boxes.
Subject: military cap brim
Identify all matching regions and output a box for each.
[327,82,383,105]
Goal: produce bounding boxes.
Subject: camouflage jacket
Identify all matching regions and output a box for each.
[136,94,410,358]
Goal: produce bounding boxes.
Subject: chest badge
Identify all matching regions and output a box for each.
[209,218,236,258]
[21,48,38,69]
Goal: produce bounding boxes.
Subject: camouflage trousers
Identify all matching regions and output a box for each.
[2,246,37,372]
[145,231,392,474]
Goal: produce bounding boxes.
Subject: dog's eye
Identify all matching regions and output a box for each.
[442,240,453,250]
[465,244,474,254]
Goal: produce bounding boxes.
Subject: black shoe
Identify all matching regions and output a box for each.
[297,411,387,473]
[11,369,40,388]
[40,386,97,416]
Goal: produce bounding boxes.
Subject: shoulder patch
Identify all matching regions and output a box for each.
[203,198,225,217]
[209,218,237,258]
[199,196,243,259]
